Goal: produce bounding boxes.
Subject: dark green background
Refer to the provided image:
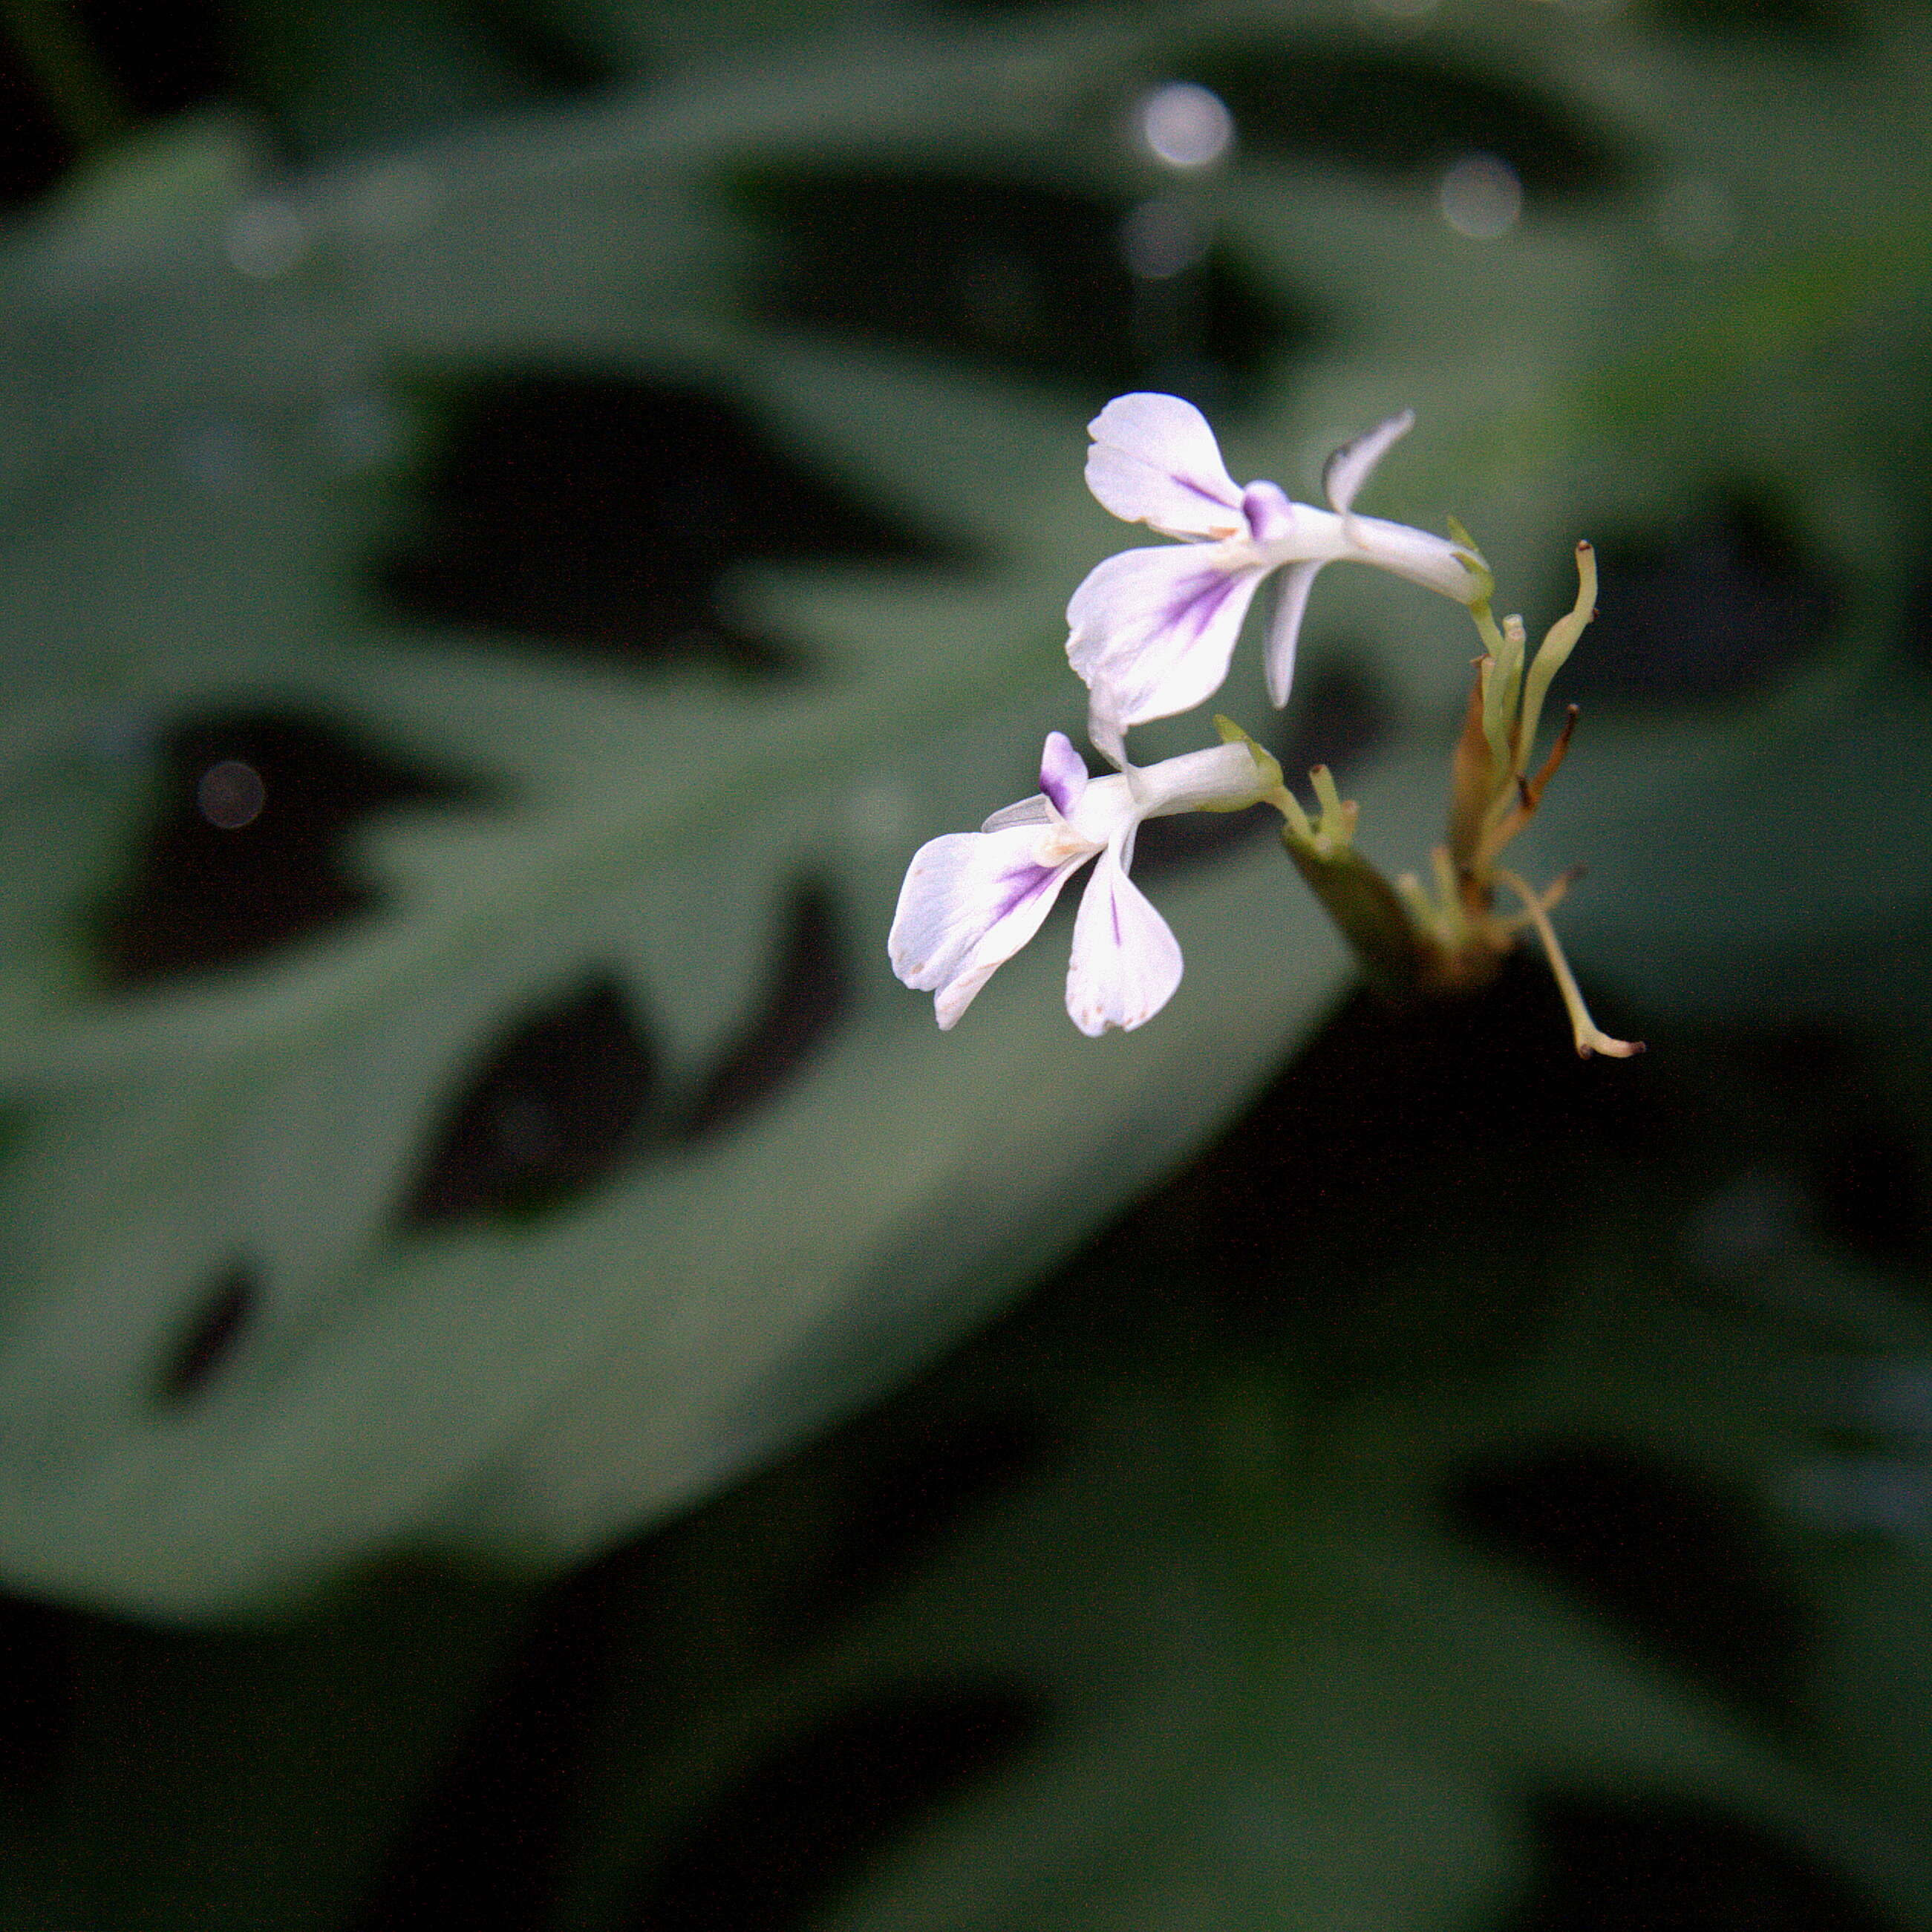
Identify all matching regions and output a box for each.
[0,1,1928,1925]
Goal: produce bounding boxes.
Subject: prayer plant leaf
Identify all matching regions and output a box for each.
[0,0,1928,1616]
[38,989,1932,1932]
[538,993,1932,1932]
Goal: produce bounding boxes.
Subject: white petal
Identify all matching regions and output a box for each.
[1085,393,1246,540]
[979,794,1051,833]
[889,827,1089,1030]
[1322,409,1414,512]
[1341,511,1478,601]
[1086,701,1129,773]
[1253,504,1478,606]
[1061,770,1140,845]
[1065,841,1184,1037]
[1264,559,1323,707]
[1066,542,1267,733]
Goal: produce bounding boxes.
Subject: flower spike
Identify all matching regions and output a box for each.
[897,408,1639,1070]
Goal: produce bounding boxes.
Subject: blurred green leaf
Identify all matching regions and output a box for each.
[44,987,1932,1932]
[0,0,1926,1625]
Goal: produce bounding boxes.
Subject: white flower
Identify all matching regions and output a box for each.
[890,730,1270,1036]
[1068,393,1483,758]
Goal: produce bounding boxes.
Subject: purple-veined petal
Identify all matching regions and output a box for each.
[981,732,1095,831]
[1322,409,1414,513]
[1067,542,1267,732]
[1264,559,1323,707]
[1085,393,1246,540]
[889,826,1091,1031]
[1064,840,1184,1036]
[1039,731,1089,817]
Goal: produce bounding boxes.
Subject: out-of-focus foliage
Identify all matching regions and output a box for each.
[16,979,1932,1932]
[1,0,1928,1621]
[0,0,1930,1922]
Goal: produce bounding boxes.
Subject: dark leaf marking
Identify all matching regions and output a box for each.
[0,39,86,207]
[154,1264,257,1405]
[1572,492,1843,704]
[379,376,966,670]
[681,882,849,1142]
[458,0,620,94]
[0,0,235,211]
[1809,1113,1931,1270]
[71,0,233,119]
[1177,44,1628,196]
[1506,1790,1897,1932]
[407,978,658,1225]
[1271,652,1395,781]
[346,1544,653,1932]
[1899,555,1932,672]
[0,1591,80,1795]
[731,166,1307,396]
[624,1687,1042,1932]
[94,712,486,987]
[1445,1439,1811,1726]
[790,1406,1053,1636]
[1083,950,1659,1339]
[1645,0,1857,45]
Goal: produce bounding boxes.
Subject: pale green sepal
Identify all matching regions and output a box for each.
[1444,515,1495,606]
[1210,714,1285,803]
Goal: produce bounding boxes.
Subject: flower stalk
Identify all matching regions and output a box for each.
[1258,539,1642,1057]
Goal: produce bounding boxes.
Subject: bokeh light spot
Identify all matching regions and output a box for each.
[176,422,258,492]
[1437,151,1523,239]
[842,777,916,854]
[1136,82,1235,171]
[224,196,309,279]
[347,159,442,239]
[195,759,265,829]
[321,392,402,469]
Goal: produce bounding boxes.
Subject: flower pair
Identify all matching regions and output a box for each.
[892,392,1482,1035]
